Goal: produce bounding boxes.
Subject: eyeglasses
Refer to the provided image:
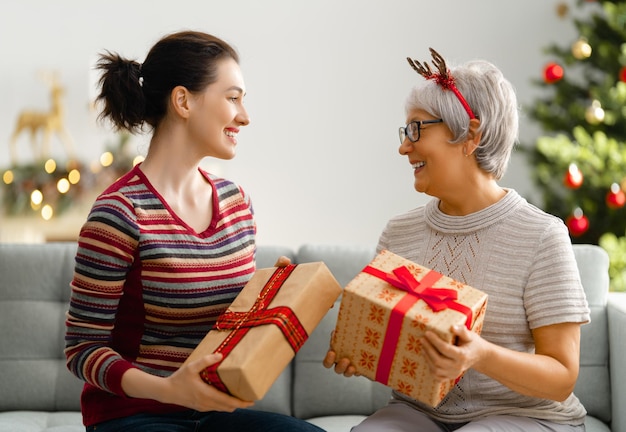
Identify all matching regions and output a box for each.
[398,119,444,144]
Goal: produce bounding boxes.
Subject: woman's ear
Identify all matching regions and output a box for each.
[464,118,482,157]
[170,85,191,119]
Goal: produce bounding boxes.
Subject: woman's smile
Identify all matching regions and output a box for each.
[411,160,426,175]
[224,127,239,144]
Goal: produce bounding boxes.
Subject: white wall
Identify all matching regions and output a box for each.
[0,0,580,249]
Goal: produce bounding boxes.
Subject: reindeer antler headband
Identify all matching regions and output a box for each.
[407,48,477,120]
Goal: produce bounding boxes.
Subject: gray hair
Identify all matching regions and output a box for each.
[404,60,519,180]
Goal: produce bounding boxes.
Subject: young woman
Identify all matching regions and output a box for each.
[65,30,322,432]
[324,48,590,432]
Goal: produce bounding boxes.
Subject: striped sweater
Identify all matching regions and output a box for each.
[64,164,256,426]
[378,189,590,425]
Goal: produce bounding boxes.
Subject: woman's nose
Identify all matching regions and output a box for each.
[237,106,250,126]
[398,138,412,155]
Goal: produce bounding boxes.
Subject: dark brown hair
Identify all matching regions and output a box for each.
[95,31,239,133]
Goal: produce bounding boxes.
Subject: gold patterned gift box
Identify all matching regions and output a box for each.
[331,249,488,407]
[184,262,342,401]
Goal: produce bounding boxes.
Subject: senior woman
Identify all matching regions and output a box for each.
[324,48,590,432]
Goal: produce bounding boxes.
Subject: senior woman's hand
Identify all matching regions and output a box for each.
[322,333,359,378]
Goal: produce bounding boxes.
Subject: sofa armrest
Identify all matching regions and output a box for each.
[608,292,626,432]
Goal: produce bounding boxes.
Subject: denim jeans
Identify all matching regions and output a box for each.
[86,408,325,432]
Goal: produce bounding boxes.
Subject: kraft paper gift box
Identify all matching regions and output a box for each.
[184,262,342,401]
[331,249,488,407]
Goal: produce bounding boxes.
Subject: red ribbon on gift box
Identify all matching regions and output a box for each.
[362,264,473,385]
[200,264,309,394]
[215,306,307,350]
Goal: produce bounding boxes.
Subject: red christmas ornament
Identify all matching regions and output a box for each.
[606,183,626,209]
[566,208,589,237]
[563,163,583,189]
[543,62,564,83]
[620,66,626,83]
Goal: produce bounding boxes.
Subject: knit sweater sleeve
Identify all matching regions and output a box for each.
[64,190,140,396]
[524,218,590,329]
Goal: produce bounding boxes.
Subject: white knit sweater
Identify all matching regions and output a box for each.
[378,189,590,426]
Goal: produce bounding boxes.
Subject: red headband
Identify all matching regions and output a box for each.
[407,48,477,120]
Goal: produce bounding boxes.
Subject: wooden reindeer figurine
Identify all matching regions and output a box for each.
[9,72,75,164]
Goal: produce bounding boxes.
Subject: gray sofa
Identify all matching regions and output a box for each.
[0,242,624,432]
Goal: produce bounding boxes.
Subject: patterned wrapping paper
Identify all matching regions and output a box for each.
[331,249,488,407]
[184,262,342,401]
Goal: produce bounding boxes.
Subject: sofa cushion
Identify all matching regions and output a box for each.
[293,303,391,419]
[607,292,626,432]
[0,411,83,432]
[0,243,82,412]
[292,245,391,420]
[573,245,611,423]
[295,244,375,288]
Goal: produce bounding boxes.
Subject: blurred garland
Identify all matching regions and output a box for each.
[1,159,95,217]
[1,133,140,219]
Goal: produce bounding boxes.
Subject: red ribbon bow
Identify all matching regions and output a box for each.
[362,264,473,385]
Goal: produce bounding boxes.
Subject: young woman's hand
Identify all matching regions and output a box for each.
[274,256,291,267]
[122,353,254,412]
[167,353,255,412]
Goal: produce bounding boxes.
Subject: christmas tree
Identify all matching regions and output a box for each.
[525,0,626,291]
